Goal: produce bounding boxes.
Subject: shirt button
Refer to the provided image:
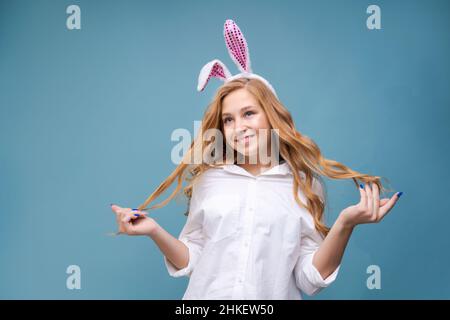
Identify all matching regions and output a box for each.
[238,278,243,283]
[244,242,249,247]
[249,207,253,211]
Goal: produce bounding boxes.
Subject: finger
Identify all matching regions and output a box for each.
[127,210,148,223]
[359,183,367,208]
[372,183,380,221]
[120,219,132,234]
[365,183,373,214]
[121,212,141,223]
[380,198,390,206]
[122,211,145,223]
[112,205,134,222]
[111,204,122,214]
[117,207,135,218]
[130,211,148,221]
[131,209,148,216]
[113,206,127,225]
[133,212,148,218]
[116,218,127,233]
[378,192,401,220]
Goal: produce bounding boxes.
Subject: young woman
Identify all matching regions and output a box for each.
[111,20,402,300]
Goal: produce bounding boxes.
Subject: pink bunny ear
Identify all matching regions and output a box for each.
[197,59,232,92]
[224,19,252,73]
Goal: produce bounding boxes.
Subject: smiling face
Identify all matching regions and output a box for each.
[221,88,272,162]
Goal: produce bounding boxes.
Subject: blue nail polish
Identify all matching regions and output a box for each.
[132,208,138,211]
[360,184,364,189]
[397,191,403,198]
[134,214,140,217]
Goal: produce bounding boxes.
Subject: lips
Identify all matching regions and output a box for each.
[235,134,255,143]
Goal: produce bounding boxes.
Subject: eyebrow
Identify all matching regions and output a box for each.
[222,105,256,118]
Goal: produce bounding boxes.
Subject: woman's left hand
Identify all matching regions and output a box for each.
[338,182,402,229]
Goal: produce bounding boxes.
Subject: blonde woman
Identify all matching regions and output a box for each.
[111,20,402,300]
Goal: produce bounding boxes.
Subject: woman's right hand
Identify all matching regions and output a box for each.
[111,204,159,236]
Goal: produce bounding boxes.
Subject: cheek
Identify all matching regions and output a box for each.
[223,128,234,144]
[253,115,270,130]
[254,118,272,145]
[252,117,271,139]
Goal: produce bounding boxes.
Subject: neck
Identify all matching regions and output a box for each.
[235,155,285,176]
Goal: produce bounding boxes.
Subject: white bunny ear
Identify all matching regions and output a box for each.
[224,19,251,73]
[197,59,232,92]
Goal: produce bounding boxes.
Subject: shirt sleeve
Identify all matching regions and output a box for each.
[163,181,206,278]
[294,177,340,296]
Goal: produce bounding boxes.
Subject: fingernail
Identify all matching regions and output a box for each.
[134,214,140,217]
[360,183,364,189]
[132,208,138,211]
[110,203,114,206]
[397,191,403,198]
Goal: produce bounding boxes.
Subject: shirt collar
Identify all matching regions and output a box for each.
[221,161,292,178]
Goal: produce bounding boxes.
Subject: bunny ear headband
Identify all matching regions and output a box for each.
[197,19,277,98]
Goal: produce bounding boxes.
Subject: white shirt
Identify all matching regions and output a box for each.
[164,161,340,299]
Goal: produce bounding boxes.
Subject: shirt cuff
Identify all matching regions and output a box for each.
[304,250,341,288]
[163,238,194,278]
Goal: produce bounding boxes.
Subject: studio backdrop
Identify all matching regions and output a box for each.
[1,0,449,299]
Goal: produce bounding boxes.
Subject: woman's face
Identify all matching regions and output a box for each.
[221,88,272,161]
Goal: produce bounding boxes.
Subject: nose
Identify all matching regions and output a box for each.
[234,117,250,131]
[234,122,250,140]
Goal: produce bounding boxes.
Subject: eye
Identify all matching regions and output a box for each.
[223,117,233,124]
[244,111,255,117]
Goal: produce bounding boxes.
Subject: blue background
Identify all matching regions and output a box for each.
[1,0,449,299]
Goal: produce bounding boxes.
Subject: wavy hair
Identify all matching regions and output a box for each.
[136,78,393,237]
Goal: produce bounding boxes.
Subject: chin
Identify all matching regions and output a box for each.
[236,146,259,162]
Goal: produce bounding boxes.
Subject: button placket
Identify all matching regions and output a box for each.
[241,181,257,280]
[232,178,257,299]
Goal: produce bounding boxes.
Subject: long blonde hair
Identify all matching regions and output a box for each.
[136,78,393,237]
